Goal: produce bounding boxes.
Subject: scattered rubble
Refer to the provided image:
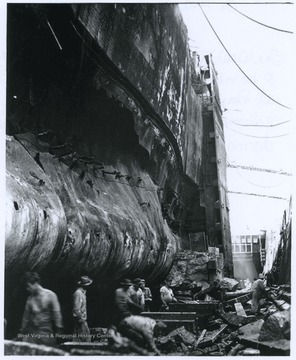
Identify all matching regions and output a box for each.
[217,308,259,327]
[259,309,290,341]
[156,282,290,356]
[5,283,291,355]
[157,325,197,353]
[238,319,290,356]
[220,277,239,291]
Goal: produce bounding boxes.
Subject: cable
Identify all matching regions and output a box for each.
[227,163,292,176]
[46,20,63,50]
[228,4,293,34]
[233,168,289,188]
[224,117,291,127]
[225,123,290,138]
[228,191,288,200]
[198,4,291,110]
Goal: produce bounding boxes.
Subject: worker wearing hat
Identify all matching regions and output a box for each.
[73,275,93,342]
[128,278,145,311]
[114,279,144,325]
[140,279,153,312]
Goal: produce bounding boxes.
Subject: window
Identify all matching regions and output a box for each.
[252,236,258,244]
[232,243,252,253]
[232,236,254,253]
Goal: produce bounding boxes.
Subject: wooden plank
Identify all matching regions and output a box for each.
[195,329,207,347]
[224,289,251,300]
[169,302,219,316]
[61,342,107,349]
[141,312,197,320]
[158,326,197,346]
[224,292,252,305]
[198,324,228,348]
[159,319,197,334]
[234,302,246,316]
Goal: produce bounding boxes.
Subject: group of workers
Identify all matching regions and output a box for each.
[16,272,177,354]
[109,278,178,354]
[114,278,178,321]
[14,270,271,354]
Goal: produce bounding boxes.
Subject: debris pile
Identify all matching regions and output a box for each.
[62,282,290,356]
[154,282,291,356]
[5,282,290,355]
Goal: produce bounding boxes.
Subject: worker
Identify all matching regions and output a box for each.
[107,324,149,355]
[140,279,153,312]
[114,279,143,324]
[73,275,93,342]
[193,279,224,301]
[18,272,63,347]
[128,278,145,312]
[160,281,177,311]
[251,273,266,315]
[118,315,166,355]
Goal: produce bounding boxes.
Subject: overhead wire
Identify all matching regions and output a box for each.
[224,117,291,127]
[224,123,290,138]
[228,4,293,34]
[228,191,288,200]
[232,168,289,188]
[227,162,292,176]
[198,4,291,110]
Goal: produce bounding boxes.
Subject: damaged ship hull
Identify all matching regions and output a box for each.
[5,3,232,335]
[6,3,205,282]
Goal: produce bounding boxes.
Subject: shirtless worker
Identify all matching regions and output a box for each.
[160,281,178,311]
[19,272,63,347]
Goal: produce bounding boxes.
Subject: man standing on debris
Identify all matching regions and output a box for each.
[73,275,93,342]
[118,315,167,355]
[128,278,145,312]
[140,279,153,312]
[251,273,266,315]
[19,272,63,347]
[160,281,178,311]
[114,279,143,323]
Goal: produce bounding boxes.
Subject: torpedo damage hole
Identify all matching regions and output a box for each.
[13,201,19,211]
